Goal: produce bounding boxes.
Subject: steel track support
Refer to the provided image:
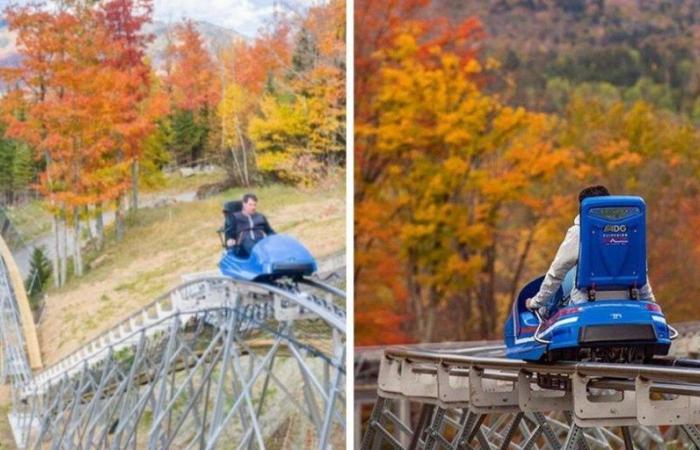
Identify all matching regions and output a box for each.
[423,407,446,450]
[319,346,345,449]
[621,426,634,450]
[359,397,386,450]
[531,412,560,450]
[499,412,523,450]
[0,274,346,449]
[521,423,543,450]
[147,316,181,449]
[230,340,265,449]
[563,424,593,450]
[681,425,700,448]
[408,403,435,450]
[204,336,284,448]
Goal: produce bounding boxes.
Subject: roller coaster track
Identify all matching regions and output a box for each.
[357,325,700,449]
[0,236,346,449]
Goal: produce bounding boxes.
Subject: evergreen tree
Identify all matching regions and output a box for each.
[139,120,172,188]
[25,246,52,312]
[291,27,318,74]
[0,128,34,204]
[169,109,206,166]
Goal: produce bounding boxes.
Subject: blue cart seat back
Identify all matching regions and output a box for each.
[576,195,647,292]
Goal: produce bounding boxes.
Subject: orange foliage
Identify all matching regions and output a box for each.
[165,21,220,112]
[355,0,488,346]
[355,1,577,346]
[221,24,291,95]
[2,0,162,211]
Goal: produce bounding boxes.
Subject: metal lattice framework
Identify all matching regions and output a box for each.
[359,338,700,450]
[0,248,346,449]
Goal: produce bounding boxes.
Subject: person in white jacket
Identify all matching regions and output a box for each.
[525,185,655,317]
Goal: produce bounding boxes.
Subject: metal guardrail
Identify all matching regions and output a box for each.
[360,334,700,450]
[1,258,347,448]
[29,275,346,392]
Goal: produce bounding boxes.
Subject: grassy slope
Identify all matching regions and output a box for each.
[4,169,229,244]
[38,183,345,366]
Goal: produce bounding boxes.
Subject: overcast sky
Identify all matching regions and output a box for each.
[1,0,318,36]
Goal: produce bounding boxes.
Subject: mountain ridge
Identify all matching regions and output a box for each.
[0,18,247,70]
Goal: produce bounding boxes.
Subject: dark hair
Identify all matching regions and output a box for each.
[242,193,258,203]
[578,185,610,203]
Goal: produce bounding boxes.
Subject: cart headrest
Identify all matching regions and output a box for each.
[576,195,647,291]
[223,200,243,214]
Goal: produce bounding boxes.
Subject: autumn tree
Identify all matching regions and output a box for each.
[164,21,220,167]
[218,81,256,186]
[248,0,346,185]
[217,23,291,186]
[356,28,569,343]
[2,0,159,283]
[97,0,153,202]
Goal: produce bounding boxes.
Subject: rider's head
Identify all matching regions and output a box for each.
[242,193,258,215]
[578,185,610,204]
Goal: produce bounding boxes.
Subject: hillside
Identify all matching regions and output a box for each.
[145,20,249,69]
[431,0,700,116]
[36,184,345,366]
[0,19,246,72]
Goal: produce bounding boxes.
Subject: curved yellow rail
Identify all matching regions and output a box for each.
[0,235,42,370]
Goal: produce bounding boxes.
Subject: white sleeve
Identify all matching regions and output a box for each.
[640,274,656,302]
[530,225,579,308]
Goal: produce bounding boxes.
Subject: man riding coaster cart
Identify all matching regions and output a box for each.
[217,193,317,282]
[504,187,677,363]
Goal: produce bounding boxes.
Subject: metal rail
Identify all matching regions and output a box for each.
[0,251,347,448]
[359,332,700,450]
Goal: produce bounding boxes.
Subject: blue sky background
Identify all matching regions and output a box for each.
[0,0,316,36]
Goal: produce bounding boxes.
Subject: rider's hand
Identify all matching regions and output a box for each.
[226,239,236,248]
[525,297,538,311]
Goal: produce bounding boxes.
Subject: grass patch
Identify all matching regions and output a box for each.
[141,167,228,195]
[39,182,345,366]
[5,200,53,242]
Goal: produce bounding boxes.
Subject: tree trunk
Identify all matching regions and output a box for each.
[51,215,60,288]
[72,208,83,277]
[406,259,422,339]
[229,146,245,186]
[235,118,250,186]
[85,205,95,243]
[130,159,139,213]
[59,212,67,286]
[509,225,537,302]
[479,243,497,339]
[422,286,436,342]
[95,203,105,250]
[115,196,125,241]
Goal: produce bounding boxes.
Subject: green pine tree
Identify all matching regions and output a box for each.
[25,246,52,312]
[139,120,172,188]
[0,125,35,204]
[170,109,207,166]
[291,27,319,74]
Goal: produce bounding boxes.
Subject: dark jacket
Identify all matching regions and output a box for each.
[225,212,275,246]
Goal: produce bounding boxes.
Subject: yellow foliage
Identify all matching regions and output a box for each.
[248,64,344,186]
[357,30,571,341]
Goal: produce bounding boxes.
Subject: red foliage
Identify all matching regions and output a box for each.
[97,0,154,74]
